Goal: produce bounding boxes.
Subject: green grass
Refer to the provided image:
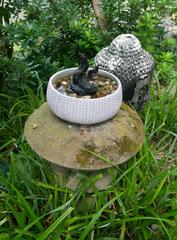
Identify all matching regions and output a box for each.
[0,71,177,240]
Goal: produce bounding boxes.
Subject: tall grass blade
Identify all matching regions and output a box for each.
[80,193,124,240]
[36,207,73,240]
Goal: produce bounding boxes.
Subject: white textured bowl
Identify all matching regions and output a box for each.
[47,68,122,124]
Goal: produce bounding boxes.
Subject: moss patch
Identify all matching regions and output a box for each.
[118,135,139,155]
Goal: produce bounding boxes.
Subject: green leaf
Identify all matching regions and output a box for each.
[14,196,75,240]
[0,218,7,226]
[36,207,73,240]
[80,192,124,240]
[0,233,10,240]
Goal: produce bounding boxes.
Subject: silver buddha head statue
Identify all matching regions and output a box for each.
[95,34,154,110]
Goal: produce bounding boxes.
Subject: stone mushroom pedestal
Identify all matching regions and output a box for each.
[24,103,144,191]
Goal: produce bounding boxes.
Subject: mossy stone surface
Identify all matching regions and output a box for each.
[24,103,144,171]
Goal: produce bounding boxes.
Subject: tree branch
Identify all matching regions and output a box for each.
[91,0,105,30]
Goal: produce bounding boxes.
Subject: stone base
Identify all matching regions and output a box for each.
[24,103,144,171]
[52,163,117,192]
